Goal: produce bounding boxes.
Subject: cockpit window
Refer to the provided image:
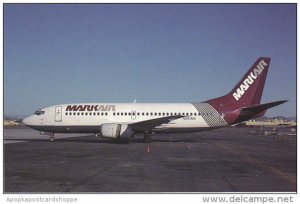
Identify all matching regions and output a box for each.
[34,110,45,115]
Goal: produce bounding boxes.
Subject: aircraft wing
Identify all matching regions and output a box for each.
[130,115,184,132]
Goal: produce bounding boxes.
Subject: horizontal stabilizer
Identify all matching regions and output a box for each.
[241,100,288,114]
[232,100,288,124]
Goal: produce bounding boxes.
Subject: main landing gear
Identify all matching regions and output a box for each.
[49,136,55,142]
[144,133,152,143]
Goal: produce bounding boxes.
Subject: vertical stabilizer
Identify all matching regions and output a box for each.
[229,57,270,106]
[206,57,271,124]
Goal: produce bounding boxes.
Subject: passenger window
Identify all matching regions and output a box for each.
[93,112,96,115]
[150,112,153,116]
[142,112,144,116]
[73,112,76,115]
[162,113,165,116]
[158,113,161,116]
[125,112,127,116]
[146,113,149,116]
[105,112,108,116]
[113,113,115,116]
[121,113,123,116]
[128,112,131,116]
[81,112,84,115]
[89,112,92,115]
[97,112,100,115]
[66,112,68,115]
[86,112,88,115]
[117,112,119,116]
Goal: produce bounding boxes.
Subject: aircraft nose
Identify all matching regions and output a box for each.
[22,116,34,126]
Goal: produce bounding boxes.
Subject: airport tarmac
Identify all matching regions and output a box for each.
[4,126,296,192]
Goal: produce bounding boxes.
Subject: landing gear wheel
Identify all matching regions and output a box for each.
[144,134,152,143]
[49,136,55,142]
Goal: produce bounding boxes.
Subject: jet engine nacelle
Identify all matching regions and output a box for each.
[100,123,133,139]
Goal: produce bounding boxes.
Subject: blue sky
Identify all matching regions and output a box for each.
[4,4,296,117]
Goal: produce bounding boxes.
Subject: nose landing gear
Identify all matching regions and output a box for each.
[40,131,55,142]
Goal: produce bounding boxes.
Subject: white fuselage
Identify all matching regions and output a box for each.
[23,102,227,134]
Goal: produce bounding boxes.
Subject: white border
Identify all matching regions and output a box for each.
[1,1,298,204]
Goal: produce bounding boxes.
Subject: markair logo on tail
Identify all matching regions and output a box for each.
[233,60,268,101]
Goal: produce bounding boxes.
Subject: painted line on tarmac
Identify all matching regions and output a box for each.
[4,140,28,144]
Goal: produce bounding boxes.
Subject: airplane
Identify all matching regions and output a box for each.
[23,57,287,143]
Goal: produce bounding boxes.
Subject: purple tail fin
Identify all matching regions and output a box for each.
[207,57,272,124]
[229,57,270,106]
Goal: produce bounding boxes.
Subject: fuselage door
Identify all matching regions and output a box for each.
[219,104,225,121]
[55,106,62,122]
